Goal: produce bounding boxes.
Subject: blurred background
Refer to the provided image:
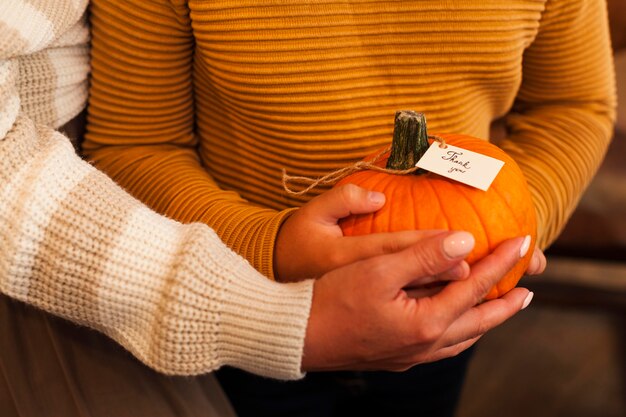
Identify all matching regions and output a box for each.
[456,1,626,416]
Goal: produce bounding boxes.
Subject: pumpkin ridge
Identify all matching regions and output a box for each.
[386,173,405,232]
[423,177,450,232]
[355,171,391,230]
[456,183,493,253]
[490,180,524,234]
[371,173,392,233]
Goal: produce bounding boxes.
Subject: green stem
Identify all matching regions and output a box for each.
[386,110,429,172]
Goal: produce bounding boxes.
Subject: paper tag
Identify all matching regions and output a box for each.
[416,142,504,191]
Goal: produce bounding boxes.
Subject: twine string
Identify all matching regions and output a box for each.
[282,135,447,196]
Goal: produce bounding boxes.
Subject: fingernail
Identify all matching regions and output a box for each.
[368,191,386,205]
[527,250,540,275]
[519,235,531,258]
[447,261,470,280]
[526,253,540,275]
[521,291,534,310]
[443,232,475,259]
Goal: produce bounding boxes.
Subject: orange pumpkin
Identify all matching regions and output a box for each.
[336,111,537,300]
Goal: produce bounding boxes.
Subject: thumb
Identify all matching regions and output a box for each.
[366,231,476,292]
[304,183,386,224]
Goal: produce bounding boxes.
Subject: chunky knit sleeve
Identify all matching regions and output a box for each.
[0,122,312,378]
[498,0,617,249]
[83,0,293,279]
[1,1,312,380]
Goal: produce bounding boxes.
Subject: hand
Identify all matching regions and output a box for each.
[301,231,533,372]
[275,184,437,282]
[406,244,547,299]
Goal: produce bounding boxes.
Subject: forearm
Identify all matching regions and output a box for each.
[85,0,294,278]
[499,0,616,248]
[1,117,312,379]
[500,105,614,248]
[85,144,295,278]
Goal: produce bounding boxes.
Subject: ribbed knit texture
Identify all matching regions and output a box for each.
[85,0,616,277]
[1,0,313,380]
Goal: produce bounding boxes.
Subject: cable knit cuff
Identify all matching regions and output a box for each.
[217,258,314,380]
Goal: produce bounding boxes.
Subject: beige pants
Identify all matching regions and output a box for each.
[0,295,236,417]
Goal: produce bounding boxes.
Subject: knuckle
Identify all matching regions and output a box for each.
[327,249,348,269]
[474,312,490,336]
[381,238,402,254]
[410,244,443,276]
[471,275,493,302]
[339,183,362,204]
[448,344,467,359]
[416,322,443,344]
[365,260,389,282]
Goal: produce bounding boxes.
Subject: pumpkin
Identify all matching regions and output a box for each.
[336,111,537,300]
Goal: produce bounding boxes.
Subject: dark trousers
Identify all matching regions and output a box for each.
[216,348,473,417]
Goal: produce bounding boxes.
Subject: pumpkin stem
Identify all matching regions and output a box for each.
[386,110,429,172]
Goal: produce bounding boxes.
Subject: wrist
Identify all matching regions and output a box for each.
[272,207,300,282]
[300,278,347,373]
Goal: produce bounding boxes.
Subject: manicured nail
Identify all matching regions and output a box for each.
[443,232,475,259]
[519,235,531,258]
[368,191,386,205]
[447,261,470,280]
[527,249,540,274]
[521,292,534,310]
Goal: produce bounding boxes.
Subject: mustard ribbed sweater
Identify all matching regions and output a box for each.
[85,0,616,279]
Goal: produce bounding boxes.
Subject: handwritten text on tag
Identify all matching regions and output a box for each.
[415,142,504,191]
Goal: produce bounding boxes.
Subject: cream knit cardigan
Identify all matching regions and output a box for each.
[0,0,313,380]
